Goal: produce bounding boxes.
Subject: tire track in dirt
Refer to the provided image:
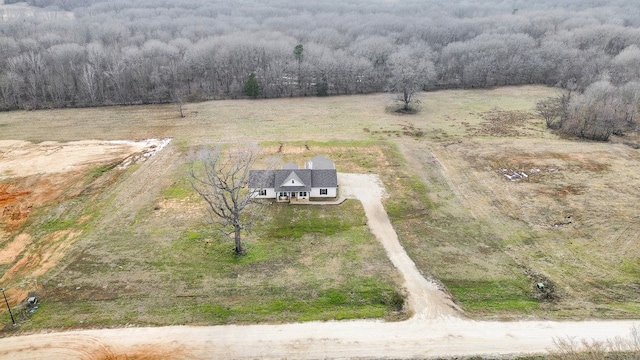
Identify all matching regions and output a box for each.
[0,331,188,360]
[45,141,180,284]
[102,141,179,226]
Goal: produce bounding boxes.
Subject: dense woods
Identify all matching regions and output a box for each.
[0,0,639,139]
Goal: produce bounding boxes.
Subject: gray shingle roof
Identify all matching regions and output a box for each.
[249,156,338,191]
[311,169,338,187]
[275,170,312,192]
[249,170,275,189]
[307,155,335,169]
[279,171,307,187]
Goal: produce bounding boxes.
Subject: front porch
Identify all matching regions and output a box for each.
[277,191,309,203]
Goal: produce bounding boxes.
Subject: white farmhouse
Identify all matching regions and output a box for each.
[249,155,338,203]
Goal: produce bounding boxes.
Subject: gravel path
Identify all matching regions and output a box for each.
[0,172,638,359]
[337,173,461,318]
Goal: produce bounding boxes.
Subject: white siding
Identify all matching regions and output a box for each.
[310,187,337,198]
[251,188,277,199]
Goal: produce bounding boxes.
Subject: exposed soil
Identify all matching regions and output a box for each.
[338,173,461,318]
[0,170,636,359]
[0,139,171,307]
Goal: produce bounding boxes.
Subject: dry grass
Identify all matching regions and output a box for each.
[10,142,405,330]
[398,133,640,319]
[2,84,639,325]
[0,86,552,145]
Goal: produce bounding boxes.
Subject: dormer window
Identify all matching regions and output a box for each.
[292,180,294,183]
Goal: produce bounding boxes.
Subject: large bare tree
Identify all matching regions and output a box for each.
[189,145,261,255]
[386,49,435,112]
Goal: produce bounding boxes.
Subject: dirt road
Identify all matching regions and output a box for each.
[0,318,638,359]
[0,172,638,359]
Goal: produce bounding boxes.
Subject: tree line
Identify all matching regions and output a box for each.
[1,0,639,136]
[537,80,639,141]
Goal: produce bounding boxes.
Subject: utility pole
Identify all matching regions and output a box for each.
[1,288,16,326]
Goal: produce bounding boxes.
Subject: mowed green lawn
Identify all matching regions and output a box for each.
[4,85,639,330]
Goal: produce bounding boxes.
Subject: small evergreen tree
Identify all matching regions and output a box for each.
[244,73,261,98]
[293,44,304,91]
[293,44,304,64]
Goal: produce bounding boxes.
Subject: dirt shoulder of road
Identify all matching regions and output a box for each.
[1,169,636,360]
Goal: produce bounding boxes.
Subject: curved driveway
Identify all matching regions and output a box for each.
[0,173,637,359]
[337,173,461,318]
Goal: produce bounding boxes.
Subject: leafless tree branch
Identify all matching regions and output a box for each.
[188,144,261,255]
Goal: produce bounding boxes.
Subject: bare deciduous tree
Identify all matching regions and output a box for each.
[386,49,435,112]
[2,0,640,109]
[535,96,563,129]
[189,145,261,256]
[559,80,638,141]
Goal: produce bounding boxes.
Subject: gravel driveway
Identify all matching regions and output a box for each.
[0,172,638,359]
[337,173,461,318]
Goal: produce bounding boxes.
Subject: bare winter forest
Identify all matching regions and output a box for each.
[0,0,639,140]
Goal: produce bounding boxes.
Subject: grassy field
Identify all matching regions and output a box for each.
[0,87,551,145]
[1,85,639,330]
[8,141,411,331]
[26,200,403,328]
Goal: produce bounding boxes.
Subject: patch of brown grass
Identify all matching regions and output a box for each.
[537,185,587,197]
[403,137,640,318]
[0,85,555,146]
[472,109,538,137]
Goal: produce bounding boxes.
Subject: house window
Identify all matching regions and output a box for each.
[292,180,295,184]
[320,189,328,195]
[300,192,307,197]
[279,192,287,197]
[258,189,267,196]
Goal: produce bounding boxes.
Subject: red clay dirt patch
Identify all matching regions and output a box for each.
[0,233,31,264]
[0,230,82,281]
[0,184,32,230]
[0,184,30,206]
[80,343,188,360]
[0,139,171,308]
